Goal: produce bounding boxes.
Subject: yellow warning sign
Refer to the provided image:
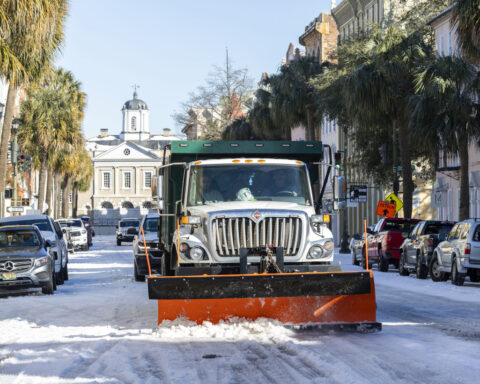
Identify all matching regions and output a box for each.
[385,193,403,214]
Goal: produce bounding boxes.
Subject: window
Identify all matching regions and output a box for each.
[102,171,111,189]
[439,35,444,56]
[131,116,137,131]
[123,171,131,189]
[121,201,134,209]
[144,171,152,189]
[101,201,113,209]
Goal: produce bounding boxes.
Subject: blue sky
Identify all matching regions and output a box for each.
[56,0,332,138]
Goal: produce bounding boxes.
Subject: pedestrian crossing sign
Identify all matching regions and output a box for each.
[385,193,403,214]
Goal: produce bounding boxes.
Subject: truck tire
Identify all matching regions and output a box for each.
[398,253,409,276]
[429,256,447,282]
[416,252,428,279]
[42,269,55,295]
[352,250,359,266]
[134,262,145,282]
[451,258,465,286]
[361,248,371,270]
[378,249,389,272]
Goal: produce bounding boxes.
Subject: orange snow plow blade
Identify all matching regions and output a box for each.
[147,270,380,331]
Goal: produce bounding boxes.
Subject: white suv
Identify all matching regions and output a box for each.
[431,219,480,285]
[57,219,89,251]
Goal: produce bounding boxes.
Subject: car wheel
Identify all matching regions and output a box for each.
[378,249,389,272]
[83,244,88,251]
[352,250,359,266]
[117,239,121,246]
[429,255,446,282]
[451,258,465,286]
[63,263,69,281]
[42,268,55,295]
[398,252,409,276]
[56,263,65,285]
[134,262,145,282]
[416,252,428,279]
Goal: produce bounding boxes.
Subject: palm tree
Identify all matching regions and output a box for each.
[0,0,68,215]
[411,55,480,220]
[452,0,480,61]
[71,149,93,218]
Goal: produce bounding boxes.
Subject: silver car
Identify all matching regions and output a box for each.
[431,219,480,285]
[0,226,56,294]
[0,215,69,285]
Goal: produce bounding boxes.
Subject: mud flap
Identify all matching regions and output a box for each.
[147,271,379,327]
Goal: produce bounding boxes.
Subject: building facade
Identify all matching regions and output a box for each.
[76,92,183,226]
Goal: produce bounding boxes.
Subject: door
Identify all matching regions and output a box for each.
[441,223,462,267]
[470,224,480,263]
[407,222,423,264]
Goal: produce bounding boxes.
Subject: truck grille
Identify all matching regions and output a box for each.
[0,259,32,273]
[211,216,303,257]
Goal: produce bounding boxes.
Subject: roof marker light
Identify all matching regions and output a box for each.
[232,160,241,163]
[194,161,202,165]
[258,159,266,163]
[245,159,253,163]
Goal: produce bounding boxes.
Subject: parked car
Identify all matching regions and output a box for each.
[57,218,89,251]
[116,218,140,246]
[350,226,374,267]
[430,219,480,285]
[80,216,94,246]
[399,220,456,278]
[0,215,68,285]
[132,213,161,281]
[366,217,421,272]
[56,220,74,253]
[0,225,56,294]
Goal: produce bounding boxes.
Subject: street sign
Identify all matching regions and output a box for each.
[7,206,24,213]
[385,193,403,214]
[350,185,367,203]
[376,201,396,218]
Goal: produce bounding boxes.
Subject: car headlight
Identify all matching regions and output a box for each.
[307,245,324,259]
[34,257,49,267]
[81,230,87,235]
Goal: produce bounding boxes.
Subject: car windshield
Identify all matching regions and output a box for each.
[120,220,139,227]
[0,219,52,232]
[424,223,454,235]
[0,230,41,249]
[383,220,417,232]
[187,164,312,206]
[143,218,158,232]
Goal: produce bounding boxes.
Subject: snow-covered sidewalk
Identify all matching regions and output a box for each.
[0,237,479,383]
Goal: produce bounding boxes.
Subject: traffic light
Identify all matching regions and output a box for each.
[379,143,388,165]
[334,151,342,169]
[17,154,24,172]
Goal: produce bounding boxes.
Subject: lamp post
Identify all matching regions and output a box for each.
[12,119,19,213]
[0,102,5,217]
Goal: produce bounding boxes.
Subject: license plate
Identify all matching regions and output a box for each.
[2,273,17,280]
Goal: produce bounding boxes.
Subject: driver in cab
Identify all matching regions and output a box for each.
[264,169,299,197]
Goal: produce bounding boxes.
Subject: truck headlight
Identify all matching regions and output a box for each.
[190,247,205,261]
[180,243,207,260]
[34,257,49,267]
[307,245,324,259]
[323,240,334,252]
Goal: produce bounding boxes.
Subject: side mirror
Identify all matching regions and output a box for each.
[367,227,374,235]
[62,228,67,234]
[45,240,52,249]
[438,233,447,242]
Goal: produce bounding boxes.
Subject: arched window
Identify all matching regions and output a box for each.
[131,116,137,131]
[121,201,134,209]
[101,201,113,209]
[142,201,152,209]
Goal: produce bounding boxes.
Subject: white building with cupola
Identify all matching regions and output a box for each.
[76,91,183,228]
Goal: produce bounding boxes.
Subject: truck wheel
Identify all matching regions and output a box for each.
[117,239,121,246]
[134,262,145,282]
[416,252,428,279]
[63,263,69,281]
[451,258,465,286]
[352,250,359,266]
[42,269,55,295]
[378,250,389,272]
[398,253,409,276]
[429,256,446,282]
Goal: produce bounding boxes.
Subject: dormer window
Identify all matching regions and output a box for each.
[131,116,137,131]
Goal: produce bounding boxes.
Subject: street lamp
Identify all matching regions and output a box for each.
[12,119,20,211]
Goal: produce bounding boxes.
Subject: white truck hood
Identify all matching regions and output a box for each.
[188,201,315,216]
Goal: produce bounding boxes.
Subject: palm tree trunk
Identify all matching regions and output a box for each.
[458,134,470,221]
[398,122,413,218]
[54,172,62,219]
[45,167,54,216]
[62,174,71,218]
[0,85,18,217]
[38,151,48,214]
[306,106,315,141]
[72,181,78,218]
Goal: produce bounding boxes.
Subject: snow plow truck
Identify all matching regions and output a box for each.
[147,140,380,331]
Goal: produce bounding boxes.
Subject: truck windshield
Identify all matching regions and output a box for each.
[187,164,311,206]
[120,220,139,227]
[143,218,158,232]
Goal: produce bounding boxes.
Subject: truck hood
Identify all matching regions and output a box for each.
[141,231,159,242]
[188,201,315,216]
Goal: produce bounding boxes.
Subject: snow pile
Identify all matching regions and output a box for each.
[154,317,294,343]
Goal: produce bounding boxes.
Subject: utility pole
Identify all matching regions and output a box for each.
[12,120,19,214]
[340,125,349,253]
[393,121,399,196]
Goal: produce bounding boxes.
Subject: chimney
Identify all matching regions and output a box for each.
[100,128,109,137]
[163,128,171,137]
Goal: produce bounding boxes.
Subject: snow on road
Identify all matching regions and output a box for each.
[1,236,479,383]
